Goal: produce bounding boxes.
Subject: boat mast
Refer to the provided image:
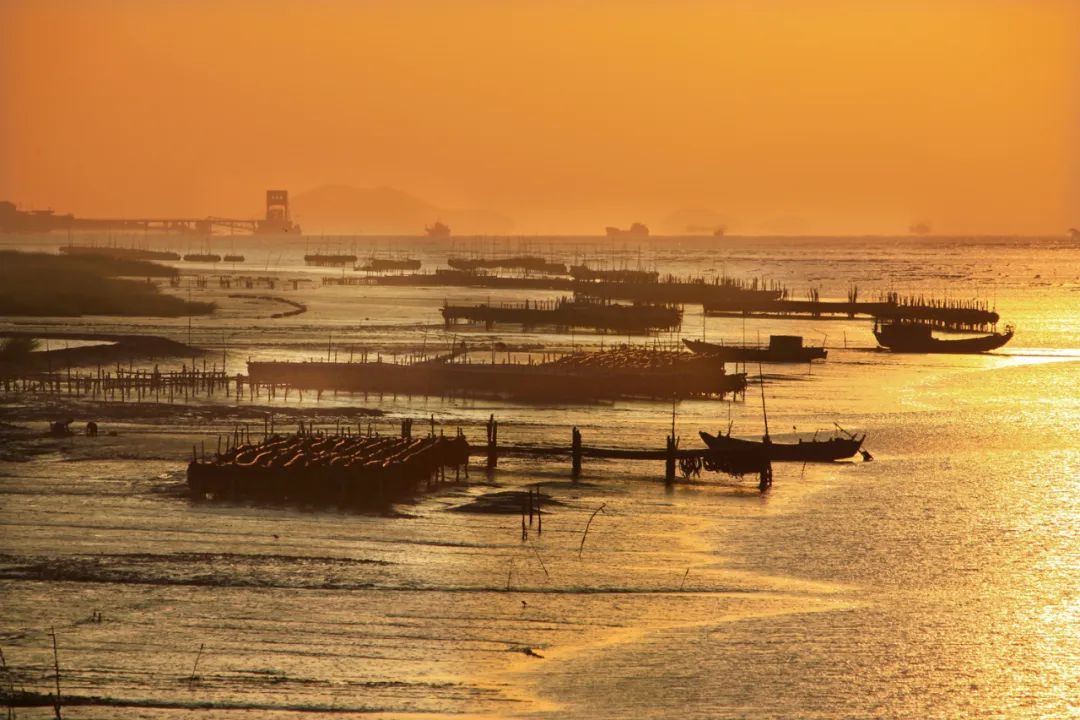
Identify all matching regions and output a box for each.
[758,363,770,440]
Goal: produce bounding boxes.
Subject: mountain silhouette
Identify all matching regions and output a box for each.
[291,185,514,235]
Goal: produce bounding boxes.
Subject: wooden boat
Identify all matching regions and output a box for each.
[683,336,826,363]
[873,321,1013,353]
[699,430,863,463]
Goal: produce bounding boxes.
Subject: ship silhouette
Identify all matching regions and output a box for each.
[426,221,451,238]
[605,222,649,239]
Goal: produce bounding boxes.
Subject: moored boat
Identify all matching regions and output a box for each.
[699,430,863,462]
[873,321,1013,353]
[683,336,826,363]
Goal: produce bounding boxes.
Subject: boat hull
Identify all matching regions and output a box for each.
[699,431,863,462]
[683,339,826,363]
[874,329,1012,353]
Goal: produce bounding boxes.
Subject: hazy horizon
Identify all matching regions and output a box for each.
[2,0,1078,235]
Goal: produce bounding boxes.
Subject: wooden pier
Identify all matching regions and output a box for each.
[185,414,774,506]
[0,364,233,402]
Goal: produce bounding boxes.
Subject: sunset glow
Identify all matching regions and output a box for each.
[2,0,1077,233]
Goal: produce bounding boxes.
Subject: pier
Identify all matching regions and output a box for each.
[0,364,233,402]
[186,414,774,507]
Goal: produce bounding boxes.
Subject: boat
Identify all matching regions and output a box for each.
[699,430,864,463]
[223,254,245,263]
[605,222,649,239]
[183,253,221,263]
[426,221,451,239]
[683,336,826,363]
[873,321,1013,353]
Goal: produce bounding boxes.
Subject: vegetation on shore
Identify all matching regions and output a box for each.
[0,251,214,317]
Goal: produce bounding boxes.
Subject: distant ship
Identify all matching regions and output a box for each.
[426,221,451,238]
[1069,228,1080,242]
[909,221,932,235]
[1,201,75,233]
[605,222,649,239]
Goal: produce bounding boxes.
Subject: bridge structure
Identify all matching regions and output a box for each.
[0,190,300,235]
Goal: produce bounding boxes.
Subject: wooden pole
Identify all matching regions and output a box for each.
[50,626,61,720]
[571,427,582,479]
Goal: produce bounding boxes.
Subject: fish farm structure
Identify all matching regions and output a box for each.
[187,423,472,506]
[447,256,568,275]
[704,291,999,331]
[440,298,683,333]
[245,346,747,402]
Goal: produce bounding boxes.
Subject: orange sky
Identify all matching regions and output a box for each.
[1,0,1077,235]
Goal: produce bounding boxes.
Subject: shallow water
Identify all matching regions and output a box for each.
[1,235,1078,718]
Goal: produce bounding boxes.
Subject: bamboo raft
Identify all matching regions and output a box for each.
[187,420,471,505]
[447,256,567,275]
[441,298,682,333]
[704,292,999,331]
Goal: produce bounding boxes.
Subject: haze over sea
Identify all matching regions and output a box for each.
[1,233,1078,718]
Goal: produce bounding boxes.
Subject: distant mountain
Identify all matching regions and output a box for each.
[291,185,514,235]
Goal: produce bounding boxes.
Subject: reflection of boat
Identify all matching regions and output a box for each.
[700,430,864,462]
[683,336,826,363]
[605,222,649,239]
[873,321,1013,353]
[426,221,451,238]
